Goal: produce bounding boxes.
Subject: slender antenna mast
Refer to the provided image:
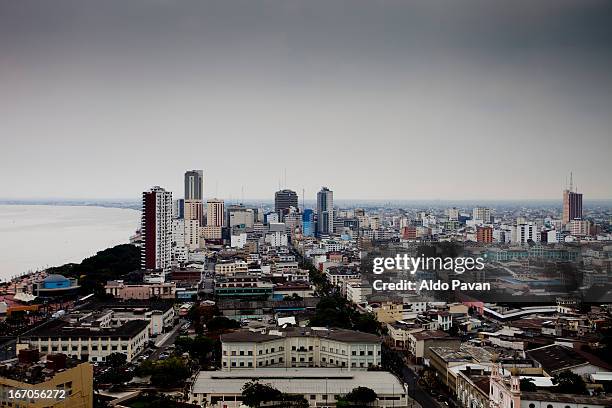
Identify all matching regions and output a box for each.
[302,188,305,212]
[241,185,244,204]
[284,168,287,189]
[570,171,574,192]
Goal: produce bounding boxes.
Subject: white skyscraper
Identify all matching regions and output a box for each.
[141,186,173,273]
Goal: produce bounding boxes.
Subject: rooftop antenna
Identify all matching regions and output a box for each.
[302,188,305,212]
[570,171,574,192]
[284,168,287,189]
[215,181,218,198]
[241,185,244,204]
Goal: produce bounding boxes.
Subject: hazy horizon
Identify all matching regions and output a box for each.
[2,0,611,200]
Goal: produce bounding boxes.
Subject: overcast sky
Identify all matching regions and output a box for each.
[1,0,611,201]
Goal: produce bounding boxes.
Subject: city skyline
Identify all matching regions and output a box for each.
[1,0,611,200]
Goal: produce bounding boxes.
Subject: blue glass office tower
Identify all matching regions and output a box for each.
[303,209,315,236]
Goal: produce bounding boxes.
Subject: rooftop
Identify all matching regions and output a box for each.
[411,330,452,341]
[526,344,588,373]
[192,368,405,396]
[21,319,150,339]
[221,327,380,344]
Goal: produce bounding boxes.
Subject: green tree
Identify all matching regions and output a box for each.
[105,352,127,368]
[520,378,537,392]
[135,357,191,388]
[46,244,140,295]
[207,316,240,332]
[174,335,215,363]
[552,370,587,395]
[242,381,282,407]
[96,367,133,385]
[345,386,377,403]
[353,313,381,335]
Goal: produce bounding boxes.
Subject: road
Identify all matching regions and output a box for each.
[148,323,182,360]
[402,366,445,408]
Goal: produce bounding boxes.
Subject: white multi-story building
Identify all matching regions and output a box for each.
[472,207,492,223]
[265,231,288,247]
[513,222,540,244]
[230,233,247,248]
[171,218,188,264]
[220,328,381,371]
[571,219,590,236]
[19,319,150,363]
[185,219,201,249]
[344,280,373,304]
[325,267,360,287]
[141,186,173,273]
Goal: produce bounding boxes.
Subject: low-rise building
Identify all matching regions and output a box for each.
[18,318,149,363]
[104,280,176,300]
[408,330,459,363]
[189,368,408,408]
[0,350,93,408]
[220,327,381,370]
[325,266,360,287]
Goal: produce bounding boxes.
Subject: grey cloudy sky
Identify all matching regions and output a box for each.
[1,0,611,201]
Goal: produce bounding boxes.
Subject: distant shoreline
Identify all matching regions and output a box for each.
[1,198,612,210]
[0,200,140,211]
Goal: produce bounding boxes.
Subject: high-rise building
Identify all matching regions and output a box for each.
[184,170,204,225]
[227,205,255,229]
[173,198,185,219]
[302,209,315,236]
[562,174,583,224]
[184,200,204,224]
[207,198,225,227]
[316,187,334,236]
[472,207,492,223]
[185,170,204,201]
[448,207,459,221]
[141,186,173,273]
[476,226,493,243]
[274,189,298,219]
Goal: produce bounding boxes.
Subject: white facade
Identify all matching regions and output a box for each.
[473,207,492,223]
[141,186,173,273]
[185,219,201,249]
[221,329,381,371]
[230,233,247,248]
[514,223,540,244]
[265,231,288,247]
